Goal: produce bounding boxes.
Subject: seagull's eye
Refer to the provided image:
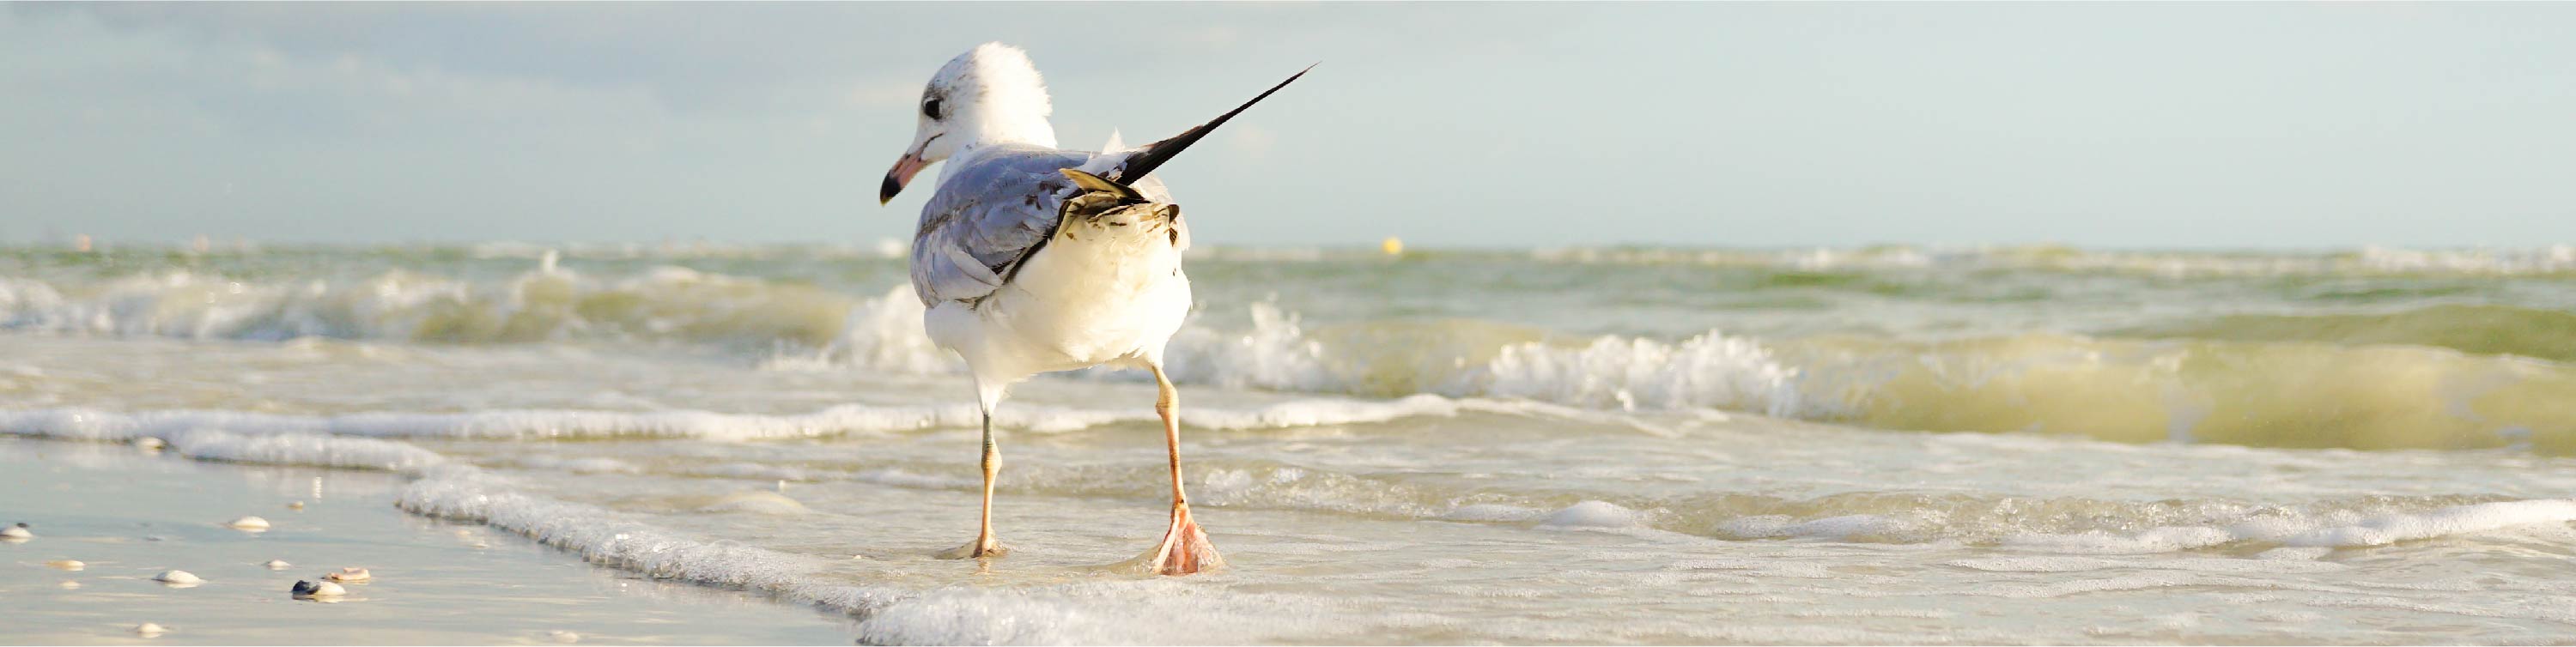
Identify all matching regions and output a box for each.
[922,98,944,120]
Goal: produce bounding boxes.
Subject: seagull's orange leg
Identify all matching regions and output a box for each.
[938,397,1006,560]
[1142,365,1221,575]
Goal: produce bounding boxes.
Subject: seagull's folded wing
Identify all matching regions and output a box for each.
[908,147,1092,305]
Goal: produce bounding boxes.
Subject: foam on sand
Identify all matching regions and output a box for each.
[0,395,1486,444]
[2278,499,2576,547]
[1992,499,2576,553]
[392,467,1332,644]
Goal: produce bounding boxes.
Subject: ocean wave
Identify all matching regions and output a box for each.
[0,266,856,348]
[2121,304,2576,362]
[1529,244,2576,277]
[161,427,448,472]
[10,263,2576,454]
[783,284,2576,452]
[1777,333,2576,453]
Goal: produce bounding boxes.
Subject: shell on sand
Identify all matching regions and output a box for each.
[224,516,270,531]
[291,579,347,599]
[287,501,306,511]
[151,570,204,586]
[1,524,32,541]
[58,580,82,590]
[46,559,84,571]
[324,567,371,583]
[547,630,582,644]
[134,623,168,637]
[262,559,293,570]
[134,437,166,450]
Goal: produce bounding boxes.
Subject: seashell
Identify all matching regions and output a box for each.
[151,570,204,586]
[224,517,270,531]
[291,579,346,599]
[1,523,32,541]
[59,579,82,590]
[547,630,581,644]
[263,559,293,570]
[134,437,166,450]
[287,501,306,511]
[134,623,168,637]
[46,559,84,571]
[324,567,371,583]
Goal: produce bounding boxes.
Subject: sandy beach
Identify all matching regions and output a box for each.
[0,438,853,645]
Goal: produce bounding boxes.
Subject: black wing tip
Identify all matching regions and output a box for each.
[1111,63,1315,184]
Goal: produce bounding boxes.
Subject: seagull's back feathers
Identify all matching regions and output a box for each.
[908,144,1174,307]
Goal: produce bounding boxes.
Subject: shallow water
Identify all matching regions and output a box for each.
[6,243,2576,644]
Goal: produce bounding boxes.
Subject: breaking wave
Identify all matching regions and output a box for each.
[1529,244,2576,277]
[2121,304,2576,362]
[9,263,2575,453]
[0,266,854,348]
[804,290,2576,452]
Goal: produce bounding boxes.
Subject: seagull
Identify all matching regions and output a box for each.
[876,43,1308,575]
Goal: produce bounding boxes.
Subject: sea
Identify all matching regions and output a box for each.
[6,242,2576,644]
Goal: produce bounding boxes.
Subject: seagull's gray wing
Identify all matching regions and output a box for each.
[908,144,1172,306]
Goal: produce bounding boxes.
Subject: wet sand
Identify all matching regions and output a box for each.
[0,438,854,645]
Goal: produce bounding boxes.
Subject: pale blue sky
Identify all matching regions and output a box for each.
[3,3,2573,249]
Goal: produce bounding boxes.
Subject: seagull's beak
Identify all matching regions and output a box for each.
[880,153,927,205]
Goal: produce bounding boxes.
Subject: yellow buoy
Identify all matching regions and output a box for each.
[1381,236,1404,256]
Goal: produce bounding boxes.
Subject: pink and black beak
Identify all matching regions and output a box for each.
[879,150,929,204]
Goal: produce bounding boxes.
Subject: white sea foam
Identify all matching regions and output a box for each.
[798,286,1814,416]
[1443,504,1545,523]
[1984,499,2576,553]
[1947,556,2344,575]
[164,428,447,473]
[0,396,1490,444]
[0,406,993,441]
[805,291,1341,392]
[1449,331,1809,417]
[1156,303,1338,391]
[1718,514,1920,540]
[1527,244,2576,277]
[696,491,810,516]
[2001,526,2241,554]
[397,467,898,609]
[2278,499,2576,547]
[0,413,449,472]
[1540,501,1647,529]
[398,467,1340,644]
[0,267,855,347]
[513,457,641,474]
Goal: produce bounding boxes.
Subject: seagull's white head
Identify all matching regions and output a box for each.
[881,42,1058,204]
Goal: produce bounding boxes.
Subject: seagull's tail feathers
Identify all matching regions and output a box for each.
[1104,63,1315,186]
[1060,168,1145,203]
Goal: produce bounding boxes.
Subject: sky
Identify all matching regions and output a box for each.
[3,2,2573,250]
